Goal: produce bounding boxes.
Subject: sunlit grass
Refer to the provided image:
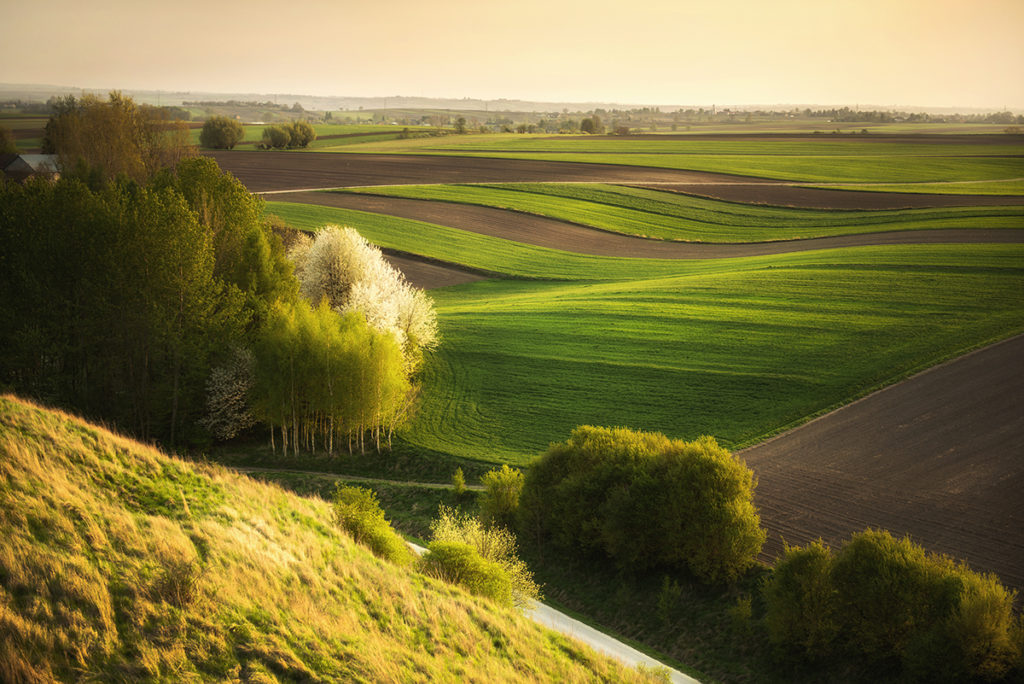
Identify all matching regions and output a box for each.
[341,183,1024,242]
[0,394,660,682]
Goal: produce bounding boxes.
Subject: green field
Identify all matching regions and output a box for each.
[340,184,1024,242]
[307,132,1024,189]
[266,201,1024,465]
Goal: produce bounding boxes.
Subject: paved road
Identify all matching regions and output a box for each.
[406,542,698,683]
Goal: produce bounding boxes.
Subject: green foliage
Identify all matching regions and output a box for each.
[332,485,414,565]
[762,540,839,658]
[250,299,411,455]
[478,464,524,528]
[199,116,244,149]
[420,541,513,606]
[0,124,16,154]
[285,121,317,148]
[161,156,296,316]
[762,530,1021,680]
[451,467,467,497]
[41,91,195,183]
[519,426,765,584]
[261,125,291,149]
[0,174,247,444]
[656,576,683,626]
[429,506,541,607]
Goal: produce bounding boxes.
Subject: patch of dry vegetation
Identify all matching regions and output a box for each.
[0,394,655,683]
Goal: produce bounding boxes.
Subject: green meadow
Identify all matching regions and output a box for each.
[266,201,1024,465]
[341,183,1024,242]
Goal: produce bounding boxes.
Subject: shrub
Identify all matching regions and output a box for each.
[199,116,244,149]
[762,539,838,658]
[332,485,414,565]
[429,506,540,607]
[518,426,764,584]
[420,541,513,606]
[0,125,16,154]
[261,125,291,149]
[479,464,523,528]
[451,467,466,497]
[762,529,1021,680]
[285,121,316,148]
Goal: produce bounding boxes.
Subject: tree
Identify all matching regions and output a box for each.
[41,91,195,182]
[0,125,16,154]
[580,115,603,134]
[199,116,244,149]
[454,117,467,134]
[290,225,438,372]
[285,121,316,148]
[518,426,765,583]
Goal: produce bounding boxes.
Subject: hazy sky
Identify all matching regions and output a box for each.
[6,0,1024,108]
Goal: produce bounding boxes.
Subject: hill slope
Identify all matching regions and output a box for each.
[0,394,653,683]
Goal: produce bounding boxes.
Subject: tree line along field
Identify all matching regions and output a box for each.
[265,200,1024,464]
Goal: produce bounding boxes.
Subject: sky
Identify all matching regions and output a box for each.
[5,0,1024,109]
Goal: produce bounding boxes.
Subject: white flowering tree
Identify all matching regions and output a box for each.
[290,225,438,373]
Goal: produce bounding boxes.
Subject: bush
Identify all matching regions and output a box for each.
[285,121,316,148]
[479,464,523,528]
[518,426,764,584]
[420,541,513,606]
[451,467,466,497]
[762,529,1021,680]
[260,125,291,149]
[199,116,244,149]
[762,539,838,658]
[332,485,414,565]
[429,506,540,607]
[0,125,16,154]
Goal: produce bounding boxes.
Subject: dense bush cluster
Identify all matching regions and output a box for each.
[332,485,415,566]
[763,530,1021,680]
[518,425,765,583]
[199,115,245,149]
[420,542,513,605]
[429,506,540,607]
[259,121,316,149]
[478,464,524,528]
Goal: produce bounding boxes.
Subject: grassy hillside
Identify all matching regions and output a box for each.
[0,394,658,683]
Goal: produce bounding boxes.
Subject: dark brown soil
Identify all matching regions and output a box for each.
[209,150,1024,210]
[741,334,1024,592]
[632,182,1024,209]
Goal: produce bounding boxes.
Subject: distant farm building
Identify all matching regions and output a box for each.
[1,154,60,183]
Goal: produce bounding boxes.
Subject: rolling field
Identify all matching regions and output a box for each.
[271,191,1024,466]
[309,132,1024,191]
[241,139,1024,593]
[341,183,1024,242]
[401,247,1024,463]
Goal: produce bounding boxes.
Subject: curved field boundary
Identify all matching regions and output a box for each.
[741,333,1024,591]
[209,151,1022,209]
[282,191,1024,260]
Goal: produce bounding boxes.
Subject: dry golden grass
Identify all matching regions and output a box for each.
[0,394,655,683]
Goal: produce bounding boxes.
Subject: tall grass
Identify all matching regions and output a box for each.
[0,394,659,682]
